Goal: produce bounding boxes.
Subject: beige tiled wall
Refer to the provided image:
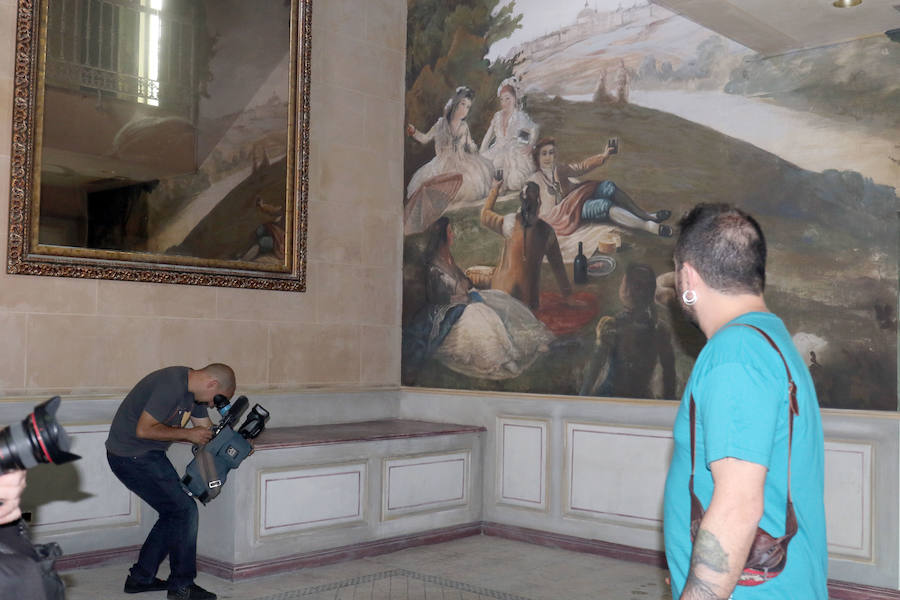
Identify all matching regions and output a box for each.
[0,0,405,396]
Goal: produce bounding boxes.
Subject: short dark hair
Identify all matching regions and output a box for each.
[674,203,766,295]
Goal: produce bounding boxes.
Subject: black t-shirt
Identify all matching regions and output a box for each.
[105,366,208,456]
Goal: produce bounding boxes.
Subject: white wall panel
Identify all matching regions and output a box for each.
[259,462,366,537]
[497,417,548,510]
[824,441,872,560]
[400,389,900,589]
[27,427,138,534]
[382,451,469,519]
[565,422,672,527]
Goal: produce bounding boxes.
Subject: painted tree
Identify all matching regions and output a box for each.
[404,0,523,185]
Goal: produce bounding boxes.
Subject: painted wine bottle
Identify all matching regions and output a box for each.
[574,241,588,284]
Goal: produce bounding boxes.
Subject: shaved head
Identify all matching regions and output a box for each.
[200,363,235,395]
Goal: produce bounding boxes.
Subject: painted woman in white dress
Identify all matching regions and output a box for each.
[479,77,539,192]
[401,217,554,383]
[406,87,494,211]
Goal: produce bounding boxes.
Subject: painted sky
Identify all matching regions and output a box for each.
[488,0,648,59]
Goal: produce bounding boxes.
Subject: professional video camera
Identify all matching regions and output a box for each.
[180,394,269,504]
[0,396,81,474]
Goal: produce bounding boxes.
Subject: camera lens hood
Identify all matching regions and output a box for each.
[31,396,81,465]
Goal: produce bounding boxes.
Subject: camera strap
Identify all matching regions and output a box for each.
[688,323,799,552]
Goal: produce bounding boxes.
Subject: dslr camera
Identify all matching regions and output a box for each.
[0,396,80,473]
[180,395,269,504]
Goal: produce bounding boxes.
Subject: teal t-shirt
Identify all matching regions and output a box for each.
[663,312,827,599]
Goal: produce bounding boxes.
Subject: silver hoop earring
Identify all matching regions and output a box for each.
[682,290,697,306]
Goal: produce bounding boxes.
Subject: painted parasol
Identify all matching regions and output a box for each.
[403,172,463,235]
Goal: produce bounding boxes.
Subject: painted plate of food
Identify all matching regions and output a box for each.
[587,254,616,277]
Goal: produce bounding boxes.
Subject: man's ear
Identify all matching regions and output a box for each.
[680,261,700,290]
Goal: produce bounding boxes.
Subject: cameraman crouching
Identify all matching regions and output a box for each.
[106,364,235,600]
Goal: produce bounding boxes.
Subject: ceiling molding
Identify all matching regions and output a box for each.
[651,0,900,56]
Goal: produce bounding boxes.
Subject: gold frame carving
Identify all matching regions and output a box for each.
[7,0,311,291]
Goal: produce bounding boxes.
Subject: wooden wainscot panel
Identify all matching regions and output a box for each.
[381,450,471,520]
[258,461,366,538]
[27,427,140,534]
[824,440,872,561]
[564,421,672,528]
[496,417,549,511]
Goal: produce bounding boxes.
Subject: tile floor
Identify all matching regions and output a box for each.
[59,535,673,600]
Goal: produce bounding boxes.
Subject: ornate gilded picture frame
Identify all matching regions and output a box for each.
[8,0,311,291]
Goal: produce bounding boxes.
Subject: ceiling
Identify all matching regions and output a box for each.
[650,0,900,56]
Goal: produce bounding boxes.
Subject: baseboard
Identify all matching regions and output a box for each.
[827,579,900,600]
[482,521,667,568]
[55,544,140,571]
[198,522,483,580]
[482,522,900,599]
[55,522,900,598]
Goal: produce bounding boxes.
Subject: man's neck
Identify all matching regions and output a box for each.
[187,369,199,394]
[699,293,769,339]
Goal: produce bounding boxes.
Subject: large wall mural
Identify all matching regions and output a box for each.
[401,0,900,410]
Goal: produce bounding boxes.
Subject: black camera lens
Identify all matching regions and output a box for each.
[0,396,81,473]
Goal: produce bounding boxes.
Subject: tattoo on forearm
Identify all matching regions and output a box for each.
[680,529,731,600]
[691,529,729,573]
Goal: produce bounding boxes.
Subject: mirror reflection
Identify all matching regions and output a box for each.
[35,0,298,270]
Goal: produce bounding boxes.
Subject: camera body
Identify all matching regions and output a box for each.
[180,395,269,504]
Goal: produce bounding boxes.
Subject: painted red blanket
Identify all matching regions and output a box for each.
[535,291,598,336]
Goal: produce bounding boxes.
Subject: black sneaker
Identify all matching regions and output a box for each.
[124,576,168,593]
[167,583,217,600]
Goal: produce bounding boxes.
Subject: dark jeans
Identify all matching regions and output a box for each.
[107,450,198,590]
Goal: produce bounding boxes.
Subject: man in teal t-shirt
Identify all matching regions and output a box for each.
[662,204,827,599]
